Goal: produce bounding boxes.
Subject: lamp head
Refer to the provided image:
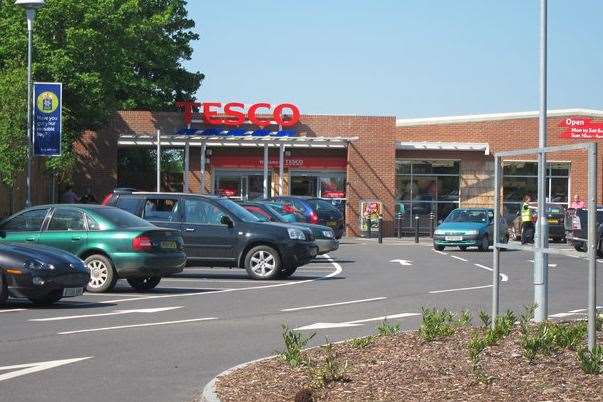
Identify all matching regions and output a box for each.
[15,0,44,9]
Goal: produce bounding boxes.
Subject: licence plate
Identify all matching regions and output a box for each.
[62,287,83,297]
[445,236,463,241]
[161,241,177,249]
[548,218,558,224]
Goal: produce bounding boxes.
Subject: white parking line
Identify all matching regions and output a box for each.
[30,306,182,322]
[0,308,26,313]
[432,250,448,255]
[474,264,509,282]
[163,278,284,284]
[0,357,92,382]
[58,317,218,335]
[451,255,468,262]
[429,284,493,294]
[281,297,386,312]
[347,312,420,324]
[98,254,342,304]
[295,312,419,330]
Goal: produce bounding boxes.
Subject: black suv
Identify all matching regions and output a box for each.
[104,191,318,279]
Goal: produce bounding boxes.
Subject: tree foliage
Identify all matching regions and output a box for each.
[0,0,202,184]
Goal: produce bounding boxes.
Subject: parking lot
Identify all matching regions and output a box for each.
[1,239,601,402]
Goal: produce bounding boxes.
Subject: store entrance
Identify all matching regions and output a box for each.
[214,171,270,200]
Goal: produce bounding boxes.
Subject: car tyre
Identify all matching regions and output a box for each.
[478,235,490,252]
[459,246,467,251]
[244,245,281,280]
[28,290,62,306]
[127,276,161,291]
[0,272,7,305]
[85,254,117,293]
[434,245,445,251]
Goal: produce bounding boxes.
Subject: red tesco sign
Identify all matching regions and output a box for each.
[559,116,603,139]
[176,101,300,128]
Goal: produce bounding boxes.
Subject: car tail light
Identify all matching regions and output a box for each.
[101,193,113,206]
[283,204,295,214]
[309,211,318,224]
[572,215,581,230]
[132,235,153,251]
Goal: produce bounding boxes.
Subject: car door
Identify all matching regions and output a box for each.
[0,208,50,244]
[38,208,89,255]
[141,196,182,231]
[181,197,237,263]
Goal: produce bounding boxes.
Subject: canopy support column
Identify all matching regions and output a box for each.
[263,144,269,199]
[184,142,190,192]
[279,144,285,195]
[200,142,207,194]
[156,130,161,192]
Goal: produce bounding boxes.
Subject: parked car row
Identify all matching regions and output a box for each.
[0,193,341,305]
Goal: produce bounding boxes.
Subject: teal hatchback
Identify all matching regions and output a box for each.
[433,208,508,251]
[0,205,186,293]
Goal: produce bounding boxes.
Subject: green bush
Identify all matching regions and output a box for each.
[351,336,375,348]
[577,345,603,374]
[280,324,315,367]
[479,310,491,329]
[419,308,457,341]
[307,343,349,389]
[376,319,401,336]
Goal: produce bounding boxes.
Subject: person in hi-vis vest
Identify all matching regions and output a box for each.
[520,194,535,244]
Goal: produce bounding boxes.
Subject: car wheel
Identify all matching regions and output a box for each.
[0,272,7,305]
[28,290,62,306]
[245,246,281,280]
[575,244,586,252]
[459,246,467,251]
[434,245,445,251]
[127,276,161,291]
[280,266,297,278]
[85,254,117,293]
[478,235,490,252]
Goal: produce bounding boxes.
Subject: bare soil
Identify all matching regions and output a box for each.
[215,327,603,402]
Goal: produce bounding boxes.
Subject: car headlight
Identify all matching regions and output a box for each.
[322,230,334,238]
[24,260,55,270]
[288,227,306,240]
[464,230,478,235]
[434,229,445,235]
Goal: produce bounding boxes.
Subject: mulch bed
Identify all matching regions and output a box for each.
[215,327,603,401]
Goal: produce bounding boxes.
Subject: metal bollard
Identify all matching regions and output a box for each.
[378,216,383,244]
[396,214,402,238]
[368,217,373,239]
[429,213,435,238]
[414,215,419,243]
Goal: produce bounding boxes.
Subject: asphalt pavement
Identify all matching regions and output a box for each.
[0,238,601,402]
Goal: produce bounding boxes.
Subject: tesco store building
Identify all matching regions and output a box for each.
[70,103,603,237]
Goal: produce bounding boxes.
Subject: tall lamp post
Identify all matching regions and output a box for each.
[15,0,45,208]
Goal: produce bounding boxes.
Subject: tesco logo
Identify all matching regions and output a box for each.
[176,101,300,128]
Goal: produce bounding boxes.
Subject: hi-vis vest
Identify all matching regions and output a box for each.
[521,203,532,222]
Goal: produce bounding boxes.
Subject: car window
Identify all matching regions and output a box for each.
[184,198,226,225]
[47,209,87,231]
[143,198,180,222]
[116,196,143,215]
[243,206,273,222]
[0,209,49,232]
[215,198,260,223]
[86,214,101,231]
[91,208,154,229]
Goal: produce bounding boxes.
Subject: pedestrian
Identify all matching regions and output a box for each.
[520,194,534,244]
[570,194,585,209]
[61,185,80,204]
[80,188,98,204]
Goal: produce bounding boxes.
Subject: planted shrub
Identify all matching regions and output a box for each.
[577,345,603,374]
[352,336,375,348]
[419,307,461,341]
[280,324,315,367]
[376,319,401,336]
[307,343,349,389]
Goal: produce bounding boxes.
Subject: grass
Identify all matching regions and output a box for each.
[351,336,375,348]
[279,324,315,367]
[376,319,401,336]
[419,307,471,342]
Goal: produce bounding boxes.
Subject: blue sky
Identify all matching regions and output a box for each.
[185,1,603,118]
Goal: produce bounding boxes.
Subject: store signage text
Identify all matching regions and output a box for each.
[559,117,603,139]
[176,101,300,128]
[211,155,347,170]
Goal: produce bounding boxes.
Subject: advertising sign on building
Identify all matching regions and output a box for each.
[33,82,62,156]
[559,116,603,139]
[359,200,383,236]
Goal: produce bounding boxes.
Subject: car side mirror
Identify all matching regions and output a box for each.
[220,215,234,228]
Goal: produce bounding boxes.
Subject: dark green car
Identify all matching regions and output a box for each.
[0,205,186,293]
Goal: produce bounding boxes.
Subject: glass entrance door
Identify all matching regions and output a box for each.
[214,171,271,200]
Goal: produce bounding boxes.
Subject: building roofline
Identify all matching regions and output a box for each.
[396,108,603,127]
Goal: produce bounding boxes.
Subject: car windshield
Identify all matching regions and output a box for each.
[264,204,293,222]
[444,209,489,223]
[92,207,154,229]
[306,198,338,213]
[216,198,260,222]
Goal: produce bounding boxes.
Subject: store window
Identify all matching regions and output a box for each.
[117,148,184,192]
[214,172,270,200]
[290,172,346,199]
[502,161,570,216]
[395,160,460,221]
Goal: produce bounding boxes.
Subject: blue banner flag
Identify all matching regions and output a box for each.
[33,82,62,156]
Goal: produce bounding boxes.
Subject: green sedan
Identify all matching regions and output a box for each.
[0,205,186,293]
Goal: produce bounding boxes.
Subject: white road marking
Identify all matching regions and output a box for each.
[429,284,493,294]
[474,263,509,282]
[294,312,420,331]
[451,255,468,262]
[281,297,386,312]
[527,259,557,267]
[30,306,182,322]
[99,253,342,304]
[163,278,287,284]
[432,250,448,255]
[389,259,412,266]
[83,293,149,297]
[549,312,578,318]
[568,306,603,313]
[58,317,218,335]
[0,308,26,313]
[0,357,92,382]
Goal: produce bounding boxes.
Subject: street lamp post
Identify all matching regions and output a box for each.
[15,0,44,208]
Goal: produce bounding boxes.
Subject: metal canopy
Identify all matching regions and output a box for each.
[396,141,490,155]
[118,134,357,149]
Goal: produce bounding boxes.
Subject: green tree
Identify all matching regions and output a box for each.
[0,0,202,187]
